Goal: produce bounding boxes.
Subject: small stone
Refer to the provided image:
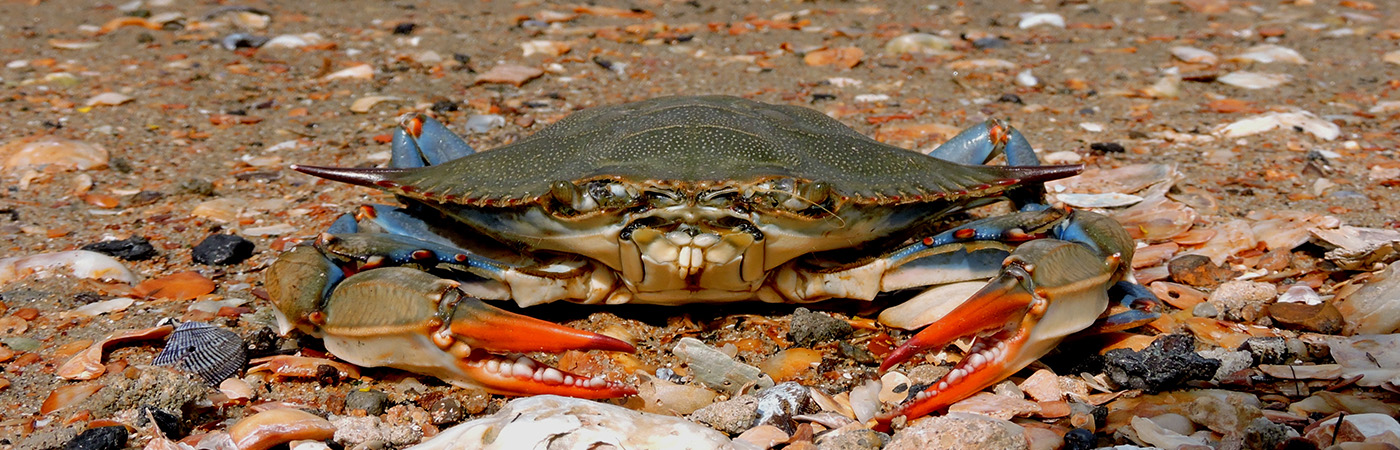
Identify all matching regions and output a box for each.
[1198,349,1252,382]
[177,178,216,196]
[789,308,853,347]
[82,236,157,261]
[1168,255,1235,288]
[815,428,889,450]
[1267,302,1343,334]
[464,114,506,133]
[753,382,814,434]
[1061,428,1094,450]
[1192,302,1219,318]
[64,426,128,450]
[690,395,759,435]
[192,234,255,265]
[475,64,544,87]
[392,22,416,35]
[1207,281,1276,322]
[1089,142,1125,153]
[1240,337,1289,365]
[346,389,389,415]
[1102,334,1220,393]
[886,412,1027,450]
[137,405,184,440]
[428,397,464,425]
[1244,417,1292,450]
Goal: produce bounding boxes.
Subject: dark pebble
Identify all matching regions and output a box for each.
[431,100,459,113]
[1244,417,1291,450]
[234,170,281,182]
[788,307,853,347]
[127,190,165,206]
[393,22,417,35]
[64,426,128,450]
[243,326,284,359]
[192,234,255,265]
[1267,301,1343,334]
[177,178,216,196]
[1062,428,1095,450]
[1168,255,1236,288]
[1089,142,1125,153]
[837,341,878,365]
[220,33,269,50]
[996,93,1023,104]
[972,37,1007,49]
[1103,334,1219,393]
[428,397,464,425]
[137,405,184,440]
[347,389,390,415]
[82,236,157,261]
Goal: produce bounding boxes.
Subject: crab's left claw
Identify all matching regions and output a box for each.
[877,211,1135,429]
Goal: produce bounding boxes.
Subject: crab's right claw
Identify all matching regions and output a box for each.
[876,214,1132,429]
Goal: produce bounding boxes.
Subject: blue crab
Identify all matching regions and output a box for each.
[264,95,1154,423]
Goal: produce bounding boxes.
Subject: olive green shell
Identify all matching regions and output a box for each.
[333,96,1075,206]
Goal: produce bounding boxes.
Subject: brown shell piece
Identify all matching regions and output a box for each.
[57,325,174,381]
[294,96,1079,208]
[228,408,336,450]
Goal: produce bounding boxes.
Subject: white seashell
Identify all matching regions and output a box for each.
[2,136,109,173]
[879,281,988,330]
[1017,13,1065,29]
[349,95,401,113]
[1217,71,1290,89]
[322,64,373,80]
[884,33,952,55]
[67,297,135,317]
[263,33,325,49]
[854,94,890,103]
[409,396,732,449]
[1043,150,1082,164]
[520,40,571,57]
[243,224,297,236]
[1170,46,1218,65]
[1218,110,1339,141]
[1229,44,1307,64]
[848,379,882,424]
[1385,50,1400,66]
[0,250,137,285]
[1016,69,1038,87]
[1369,101,1400,114]
[85,92,133,107]
[1057,192,1145,208]
[1079,122,1104,132]
[826,77,862,87]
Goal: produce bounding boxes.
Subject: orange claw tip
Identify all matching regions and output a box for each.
[459,351,636,399]
[879,272,1033,372]
[448,297,636,354]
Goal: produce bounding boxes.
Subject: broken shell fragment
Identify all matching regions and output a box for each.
[154,322,248,385]
[228,408,336,450]
[1228,45,1307,64]
[1217,71,1290,89]
[0,250,136,286]
[1,136,109,173]
[41,382,103,414]
[57,324,174,380]
[348,96,402,114]
[85,92,134,107]
[475,64,544,87]
[1170,46,1218,65]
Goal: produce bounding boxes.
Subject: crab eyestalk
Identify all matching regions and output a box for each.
[876,237,1122,429]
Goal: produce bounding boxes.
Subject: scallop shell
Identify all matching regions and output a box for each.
[154,322,247,385]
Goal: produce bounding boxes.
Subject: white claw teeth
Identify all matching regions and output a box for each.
[564,375,575,385]
[542,367,565,385]
[485,359,500,374]
[589,376,605,388]
[968,353,986,368]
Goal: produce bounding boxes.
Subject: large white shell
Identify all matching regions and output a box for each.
[409,396,733,450]
[0,250,136,285]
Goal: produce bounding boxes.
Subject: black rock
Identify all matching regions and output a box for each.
[1062,428,1095,450]
[347,389,390,415]
[137,405,184,440]
[64,426,128,450]
[192,234,254,265]
[428,397,464,425]
[431,100,459,113]
[393,22,417,35]
[788,307,853,347]
[1102,334,1219,393]
[997,93,1023,104]
[838,341,878,365]
[82,236,157,261]
[1090,142,1125,153]
[243,326,284,359]
[176,178,216,196]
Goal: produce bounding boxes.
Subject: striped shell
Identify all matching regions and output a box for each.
[154,322,247,385]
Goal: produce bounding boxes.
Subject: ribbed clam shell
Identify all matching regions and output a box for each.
[154,322,247,385]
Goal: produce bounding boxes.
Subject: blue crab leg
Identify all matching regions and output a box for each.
[927,119,1039,167]
[875,211,1150,429]
[390,114,476,168]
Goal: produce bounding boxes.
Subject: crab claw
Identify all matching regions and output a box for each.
[876,239,1116,428]
[311,267,636,399]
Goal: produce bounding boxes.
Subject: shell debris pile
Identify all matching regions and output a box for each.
[1,0,1399,449]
